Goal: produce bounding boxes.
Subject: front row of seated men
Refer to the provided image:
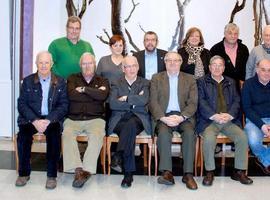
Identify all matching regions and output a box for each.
[16,50,270,190]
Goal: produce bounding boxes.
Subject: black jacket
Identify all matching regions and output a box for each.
[17,73,68,125]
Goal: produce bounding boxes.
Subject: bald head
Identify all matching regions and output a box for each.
[256,59,270,85]
[122,55,139,80]
[263,25,270,47]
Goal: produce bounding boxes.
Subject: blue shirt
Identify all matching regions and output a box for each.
[166,72,180,113]
[39,75,51,116]
[145,49,158,80]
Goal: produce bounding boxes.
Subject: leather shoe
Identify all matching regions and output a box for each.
[111,153,123,173]
[45,177,57,189]
[202,171,214,186]
[72,168,91,188]
[157,171,175,185]
[121,174,133,188]
[231,170,253,185]
[255,157,270,175]
[15,176,30,187]
[182,173,198,190]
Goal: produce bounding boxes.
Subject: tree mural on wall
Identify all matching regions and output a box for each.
[65,0,270,53]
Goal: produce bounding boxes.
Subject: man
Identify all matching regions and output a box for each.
[48,16,94,79]
[246,25,270,80]
[62,53,109,188]
[108,55,151,188]
[210,23,249,90]
[16,51,68,189]
[133,31,167,80]
[149,52,198,190]
[242,59,270,174]
[197,55,253,186]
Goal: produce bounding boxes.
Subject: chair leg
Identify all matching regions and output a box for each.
[14,134,19,173]
[147,140,152,176]
[143,144,147,168]
[106,138,112,175]
[221,144,226,166]
[200,138,204,176]
[101,137,106,174]
[154,137,158,176]
[194,138,199,176]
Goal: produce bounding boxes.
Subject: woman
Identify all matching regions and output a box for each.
[96,34,125,85]
[178,27,211,79]
[96,35,125,129]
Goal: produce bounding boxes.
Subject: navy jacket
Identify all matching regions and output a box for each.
[108,76,152,135]
[17,73,69,125]
[196,74,241,133]
[242,74,270,129]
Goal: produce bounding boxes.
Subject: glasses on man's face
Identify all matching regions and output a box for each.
[258,67,270,73]
[68,26,81,32]
[165,59,181,64]
[123,64,138,69]
[81,62,94,67]
[211,64,224,68]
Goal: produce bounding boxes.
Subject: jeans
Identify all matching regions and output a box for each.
[245,118,270,167]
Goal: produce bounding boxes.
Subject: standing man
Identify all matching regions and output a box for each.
[62,53,109,188]
[242,59,270,174]
[16,51,68,189]
[246,25,270,80]
[210,23,249,90]
[197,55,253,186]
[48,16,94,79]
[149,52,198,190]
[108,56,151,188]
[133,31,167,80]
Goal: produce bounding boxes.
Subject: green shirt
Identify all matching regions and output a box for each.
[48,37,94,79]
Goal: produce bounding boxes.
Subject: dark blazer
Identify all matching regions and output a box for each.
[210,38,249,88]
[17,73,69,125]
[149,71,198,126]
[196,74,241,134]
[133,48,167,78]
[108,76,152,135]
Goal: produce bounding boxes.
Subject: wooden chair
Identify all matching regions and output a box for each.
[14,133,107,174]
[154,132,199,176]
[199,134,249,176]
[106,131,153,176]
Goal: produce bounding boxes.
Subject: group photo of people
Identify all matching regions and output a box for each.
[2,0,270,200]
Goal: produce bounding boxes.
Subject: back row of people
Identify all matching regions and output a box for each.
[15,16,270,190]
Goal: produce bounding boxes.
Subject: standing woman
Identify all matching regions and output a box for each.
[178,27,211,79]
[96,35,125,85]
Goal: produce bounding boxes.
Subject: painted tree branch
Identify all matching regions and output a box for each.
[229,0,246,23]
[78,0,87,19]
[96,35,110,45]
[125,28,140,51]
[111,0,124,36]
[124,0,140,23]
[262,0,270,25]
[88,0,93,5]
[66,0,77,17]
[138,23,146,33]
[168,16,184,51]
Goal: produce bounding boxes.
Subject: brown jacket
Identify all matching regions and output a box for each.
[149,71,198,125]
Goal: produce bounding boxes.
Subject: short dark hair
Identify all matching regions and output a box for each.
[109,34,125,47]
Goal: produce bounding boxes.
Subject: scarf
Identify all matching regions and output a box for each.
[185,42,205,79]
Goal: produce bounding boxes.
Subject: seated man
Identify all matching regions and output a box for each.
[108,55,151,188]
[242,59,270,174]
[62,53,109,188]
[197,55,253,186]
[149,51,198,190]
[16,51,68,189]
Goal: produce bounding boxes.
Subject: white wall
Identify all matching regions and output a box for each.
[0,0,12,137]
[33,0,256,64]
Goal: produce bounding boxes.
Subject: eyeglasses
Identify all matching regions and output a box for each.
[81,62,94,67]
[123,64,138,69]
[165,59,181,64]
[68,26,81,32]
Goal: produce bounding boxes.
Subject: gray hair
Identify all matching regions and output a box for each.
[35,51,53,64]
[209,55,225,65]
[79,52,96,66]
[164,51,182,62]
[224,23,239,34]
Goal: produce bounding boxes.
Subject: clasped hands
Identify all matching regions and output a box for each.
[32,119,50,133]
[211,113,233,124]
[160,115,185,127]
[261,124,270,138]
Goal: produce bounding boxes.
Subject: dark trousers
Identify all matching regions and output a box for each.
[113,113,144,173]
[17,122,61,177]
